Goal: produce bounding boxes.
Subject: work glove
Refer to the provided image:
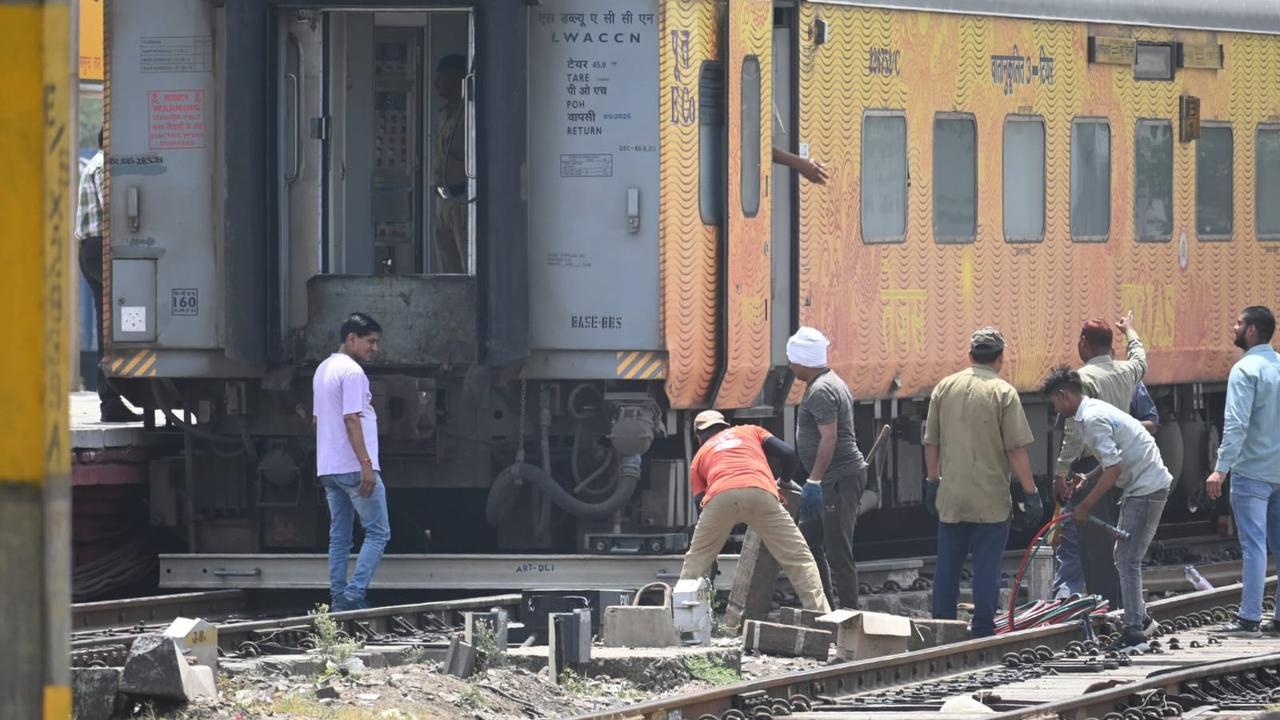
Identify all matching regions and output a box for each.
[799,481,823,523]
[1022,489,1044,529]
[924,478,939,518]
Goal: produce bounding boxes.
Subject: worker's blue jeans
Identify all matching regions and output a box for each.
[1230,475,1280,622]
[1052,522,1085,599]
[932,520,1009,637]
[322,471,390,604]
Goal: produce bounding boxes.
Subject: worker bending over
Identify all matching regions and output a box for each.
[1042,366,1171,650]
[679,411,831,613]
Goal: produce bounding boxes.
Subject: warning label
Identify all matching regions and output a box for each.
[148,90,205,150]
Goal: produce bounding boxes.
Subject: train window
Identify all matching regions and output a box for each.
[933,114,976,244]
[1256,125,1280,240]
[1003,116,1045,243]
[1134,120,1173,242]
[1070,118,1111,242]
[862,111,907,243]
[1196,124,1233,240]
[740,55,761,218]
[699,62,725,226]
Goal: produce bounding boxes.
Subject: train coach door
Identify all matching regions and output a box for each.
[277,11,325,360]
[711,0,773,410]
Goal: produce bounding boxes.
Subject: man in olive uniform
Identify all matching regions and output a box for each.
[432,54,468,274]
[924,327,1041,638]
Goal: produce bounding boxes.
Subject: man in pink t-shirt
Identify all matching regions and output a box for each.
[313,312,388,611]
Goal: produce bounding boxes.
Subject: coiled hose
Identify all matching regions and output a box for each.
[486,454,641,525]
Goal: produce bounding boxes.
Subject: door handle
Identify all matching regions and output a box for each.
[126,186,140,233]
[285,72,301,184]
[627,187,640,233]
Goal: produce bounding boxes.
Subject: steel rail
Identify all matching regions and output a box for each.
[72,590,247,631]
[71,593,522,662]
[987,650,1280,720]
[573,577,1277,720]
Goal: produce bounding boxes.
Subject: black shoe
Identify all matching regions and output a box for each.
[100,400,142,423]
[1260,619,1280,636]
[1141,616,1160,638]
[1213,617,1262,637]
[1108,629,1148,652]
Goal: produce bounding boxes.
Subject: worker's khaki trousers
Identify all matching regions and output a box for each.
[680,487,832,613]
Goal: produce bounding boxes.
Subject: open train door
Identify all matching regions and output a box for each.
[711,0,773,410]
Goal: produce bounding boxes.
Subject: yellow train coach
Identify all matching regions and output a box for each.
[95,0,1277,563]
[662,0,1280,412]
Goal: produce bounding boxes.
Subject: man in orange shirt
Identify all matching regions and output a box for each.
[679,411,831,612]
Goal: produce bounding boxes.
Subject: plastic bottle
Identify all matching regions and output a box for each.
[1184,564,1214,592]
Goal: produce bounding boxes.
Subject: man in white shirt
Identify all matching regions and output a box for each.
[313,312,389,611]
[1042,366,1172,650]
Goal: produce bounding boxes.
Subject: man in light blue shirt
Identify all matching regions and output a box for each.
[1052,382,1160,599]
[1043,367,1172,650]
[1205,306,1280,636]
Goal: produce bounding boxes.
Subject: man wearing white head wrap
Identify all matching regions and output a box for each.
[787,327,867,610]
[786,326,829,368]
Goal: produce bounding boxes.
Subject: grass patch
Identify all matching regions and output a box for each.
[310,603,359,674]
[557,668,593,695]
[685,654,740,685]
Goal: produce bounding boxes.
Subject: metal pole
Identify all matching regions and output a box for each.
[0,1,74,717]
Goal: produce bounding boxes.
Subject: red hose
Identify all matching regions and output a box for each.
[1005,513,1072,632]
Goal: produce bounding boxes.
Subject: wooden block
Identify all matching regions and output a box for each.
[742,620,831,660]
[725,530,780,629]
[725,486,802,629]
[780,607,834,631]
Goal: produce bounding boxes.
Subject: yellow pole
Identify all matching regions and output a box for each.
[0,0,74,717]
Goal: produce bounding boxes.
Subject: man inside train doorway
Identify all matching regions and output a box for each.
[432,54,469,274]
[789,327,866,609]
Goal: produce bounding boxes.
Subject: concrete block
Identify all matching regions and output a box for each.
[259,655,327,677]
[164,617,218,670]
[908,619,971,651]
[464,609,509,652]
[443,636,476,679]
[180,664,218,702]
[673,578,712,646]
[72,667,124,720]
[119,635,187,701]
[549,610,592,684]
[819,610,912,662]
[742,620,831,660]
[602,605,679,648]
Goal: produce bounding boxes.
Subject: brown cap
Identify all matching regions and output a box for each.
[970,326,1007,353]
[693,410,730,431]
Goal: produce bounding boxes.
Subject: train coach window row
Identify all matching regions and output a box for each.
[851,112,1278,244]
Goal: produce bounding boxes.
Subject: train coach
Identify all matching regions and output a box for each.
[94,0,1280,563]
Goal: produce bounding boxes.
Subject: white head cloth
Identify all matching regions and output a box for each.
[786,326,829,368]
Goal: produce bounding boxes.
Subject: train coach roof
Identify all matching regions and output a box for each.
[809,0,1280,36]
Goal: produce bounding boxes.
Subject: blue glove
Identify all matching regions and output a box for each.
[1023,489,1044,529]
[924,479,939,518]
[799,481,823,522]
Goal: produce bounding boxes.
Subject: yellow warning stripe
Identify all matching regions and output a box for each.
[109,349,158,378]
[615,352,667,380]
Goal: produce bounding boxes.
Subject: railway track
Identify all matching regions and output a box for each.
[576,577,1279,720]
[71,593,522,668]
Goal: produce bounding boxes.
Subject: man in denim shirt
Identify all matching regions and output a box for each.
[314,313,390,611]
[1205,306,1280,636]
